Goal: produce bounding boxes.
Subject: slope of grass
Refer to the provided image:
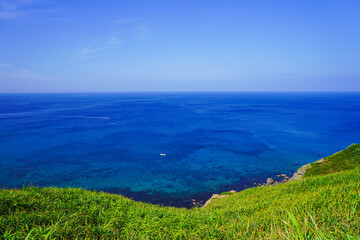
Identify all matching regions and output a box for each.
[304,143,360,178]
[1,144,359,239]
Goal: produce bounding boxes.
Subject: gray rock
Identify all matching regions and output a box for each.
[290,163,311,181]
[202,193,226,208]
[288,159,322,181]
[230,190,236,193]
[266,178,275,186]
[290,172,301,181]
[280,174,287,177]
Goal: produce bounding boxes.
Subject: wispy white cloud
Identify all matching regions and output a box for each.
[0,11,21,19]
[78,55,98,61]
[0,62,52,80]
[79,48,93,55]
[77,19,155,61]
[0,62,13,68]
[107,36,122,45]
[78,37,122,61]
[1,68,48,80]
[112,18,134,25]
[78,47,98,61]
[0,0,63,21]
[41,17,73,25]
[0,62,59,92]
[112,18,154,41]
[134,25,153,41]
[0,0,17,10]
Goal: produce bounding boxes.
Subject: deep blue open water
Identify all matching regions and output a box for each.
[0,92,359,207]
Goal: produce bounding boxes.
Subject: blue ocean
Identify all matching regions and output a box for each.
[0,92,359,207]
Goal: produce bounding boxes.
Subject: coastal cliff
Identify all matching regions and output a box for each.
[202,156,324,208]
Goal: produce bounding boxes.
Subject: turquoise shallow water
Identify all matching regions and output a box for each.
[0,92,359,207]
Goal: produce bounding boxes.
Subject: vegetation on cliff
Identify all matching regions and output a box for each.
[1,144,359,239]
[304,143,360,178]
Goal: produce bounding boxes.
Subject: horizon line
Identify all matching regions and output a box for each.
[1,90,360,94]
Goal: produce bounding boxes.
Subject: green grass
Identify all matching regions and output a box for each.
[304,143,360,178]
[218,191,232,196]
[1,144,360,239]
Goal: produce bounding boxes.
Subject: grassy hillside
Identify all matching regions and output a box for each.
[304,143,360,178]
[1,144,360,239]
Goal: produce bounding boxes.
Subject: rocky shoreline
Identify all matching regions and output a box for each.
[201,158,325,208]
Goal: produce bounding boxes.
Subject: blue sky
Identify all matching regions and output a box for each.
[0,0,359,92]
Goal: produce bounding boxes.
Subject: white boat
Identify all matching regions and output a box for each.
[160,153,166,156]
